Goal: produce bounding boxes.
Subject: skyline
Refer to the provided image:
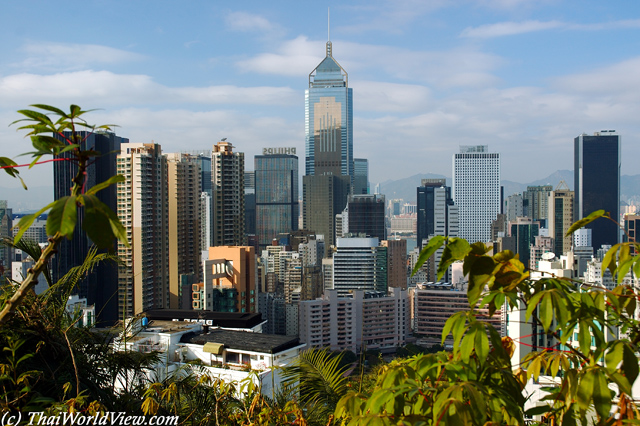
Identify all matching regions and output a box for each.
[2,1,640,193]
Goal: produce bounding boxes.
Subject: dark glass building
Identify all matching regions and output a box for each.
[53,131,128,324]
[574,131,620,250]
[344,194,385,240]
[255,153,299,249]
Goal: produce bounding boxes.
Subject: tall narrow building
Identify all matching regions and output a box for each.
[304,40,353,178]
[452,146,501,244]
[116,143,168,317]
[53,131,128,324]
[547,181,574,257]
[255,149,299,250]
[212,141,246,247]
[166,153,202,308]
[353,158,369,195]
[303,40,353,254]
[574,131,620,250]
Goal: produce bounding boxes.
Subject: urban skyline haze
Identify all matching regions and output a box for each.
[1,1,639,193]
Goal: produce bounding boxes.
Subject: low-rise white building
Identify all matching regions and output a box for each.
[113,318,304,396]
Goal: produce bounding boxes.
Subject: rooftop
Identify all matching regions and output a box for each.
[182,329,300,354]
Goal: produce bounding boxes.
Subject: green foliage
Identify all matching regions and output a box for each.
[336,213,640,425]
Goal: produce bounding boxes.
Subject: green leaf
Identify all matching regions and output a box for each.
[474,323,489,364]
[539,292,553,332]
[460,328,475,363]
[79,195,117,249]
[47,196,78,239]
[29,103,67,116]
[85,174,125,196]
[604,341,624,374]
[466,256,496,306]
[623,343,639,386]
[524,405,551,416]
[13,202,56,244]
[565,209,606,236]
[411,235,445,276]
[437,238,471,281]
[576,369,595,411]
[591,368,611,420]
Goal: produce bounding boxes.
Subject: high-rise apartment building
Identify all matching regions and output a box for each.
[453,146,501,243]
[0,201,12,278]
[116,143,169,317]
[166,153,202,308]
[624,214,640,255]
[255,151,299,249]
[547,181,574,257]
[574,131,620,250]
[194,246,256,313]
[353,158,369,195]
[53,131,128,324]
[212,141,245,247]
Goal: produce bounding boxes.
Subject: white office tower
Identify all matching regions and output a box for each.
[331,237,387,296]
[453,146,501,243]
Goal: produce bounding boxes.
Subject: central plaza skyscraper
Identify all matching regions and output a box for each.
[303,40,353,253]
[453,146,501,243]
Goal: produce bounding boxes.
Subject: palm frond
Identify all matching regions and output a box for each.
[1,236,52,287]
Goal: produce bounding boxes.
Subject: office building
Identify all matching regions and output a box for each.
[574,131,620,250]
[453,146,501,244]
[303,40,353,255]
[255,151,299,249]
[624,214,640,255]
[547,181,574,257]
[353,158,369,195]
[505,194,524,222]
[53,131,128,324]
[302,174,350,254]
[330,237,387,295]
[382,239,407,289]
[116,143,169,318]
[508,217,540,269]
[524,185,552,223]
[212,141,246,247]
[304,40,353,179]
[417,179,458,250]
[342,194,386,240]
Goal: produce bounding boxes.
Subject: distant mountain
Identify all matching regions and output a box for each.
[376,170,640,204]
[378,173,449,203]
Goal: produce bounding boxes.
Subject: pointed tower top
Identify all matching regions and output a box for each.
[556,180,570,191]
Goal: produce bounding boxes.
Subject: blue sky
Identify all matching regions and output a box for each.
[1,0,640,194]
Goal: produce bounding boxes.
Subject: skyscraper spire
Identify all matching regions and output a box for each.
[327,8,332,57]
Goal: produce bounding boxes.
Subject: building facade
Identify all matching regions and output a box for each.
[254,152,299,249]
[343,194,386,240]
[116,143,169,318]
[54,131,128,324]
[574,131,620,250]
[547,181,574,257]
[212,141,246,247]
[452,146,501,244]
[330,237,387,295]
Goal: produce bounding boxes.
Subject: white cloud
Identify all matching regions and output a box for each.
[0,71,298,107]
[13,42,144,71]
[352,81,431,112]
[226,11,275,32]
[236,36,503,88]
[461,20,564,38]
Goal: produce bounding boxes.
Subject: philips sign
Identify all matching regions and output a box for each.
[262,147,297,155]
